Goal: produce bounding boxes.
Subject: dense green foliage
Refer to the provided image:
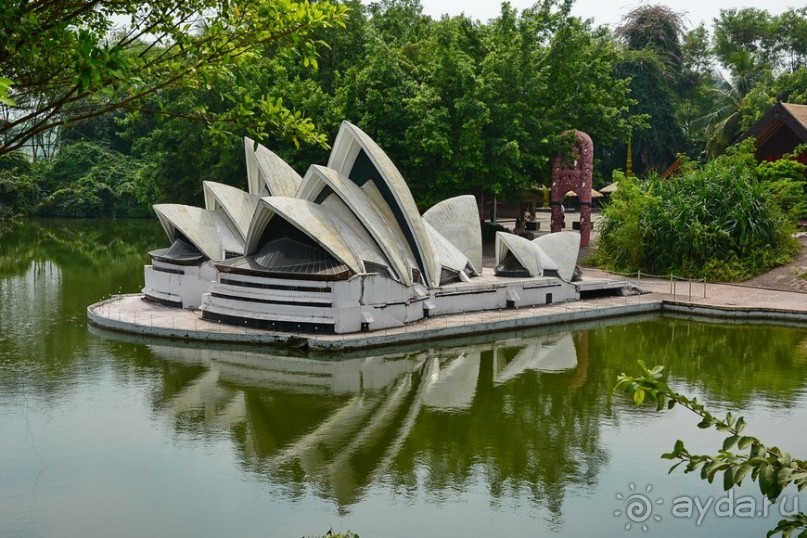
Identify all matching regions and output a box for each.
[1,0,644,215]
[0,0,805,241]
[0,151,37,219]
[0,0,347,156]
[592,141,805,280]
[37,142,154,218]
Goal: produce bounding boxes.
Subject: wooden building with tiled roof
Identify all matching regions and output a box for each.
[743,102,807,164]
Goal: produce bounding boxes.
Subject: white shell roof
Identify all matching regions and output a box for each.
[327,121,440,287]
[422,195,482,274]
[424,221,470,273]
[153,204,241,260]
[318,193,390,272]
[202,181,260,243]
[244,137,302,197]
[533,231,580,281]
[246,197,389,276]
[298,165,414,285]
[360,179,420,278]
[495,232,543,277]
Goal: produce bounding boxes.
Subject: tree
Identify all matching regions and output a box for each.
[0,0,347,156]
[0,151,37,218]
[774,8,807,73]
[742,68,807,131]
[714,7,807,74]
[700,50,767,156]
[614,5,687,175]
[36,141,153,217]
[713,8,775,69]
[616,361,807,538]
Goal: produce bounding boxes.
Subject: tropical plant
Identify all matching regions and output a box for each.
[616,361,807,538]
[700,50,767,156]
[592,140,800,280]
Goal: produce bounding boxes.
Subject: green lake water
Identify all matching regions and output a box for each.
[1,219,806,537]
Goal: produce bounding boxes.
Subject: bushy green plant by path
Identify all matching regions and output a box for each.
[616,362,807,538]
[36,142,155,218]
[592,141,803,281]
[756,145,807,221]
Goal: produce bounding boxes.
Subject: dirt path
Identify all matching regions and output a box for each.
[736,235,807,293]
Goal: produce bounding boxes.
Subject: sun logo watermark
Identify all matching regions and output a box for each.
[614,483,664,532]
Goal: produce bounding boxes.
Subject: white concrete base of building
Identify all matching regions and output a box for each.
[197,268,593,334]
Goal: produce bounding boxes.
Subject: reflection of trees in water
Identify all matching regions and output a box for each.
[586,317,807,405]
[0,219,162,280]
[137,320,807,520]
[393,335,605,524]
[0,219,163,399]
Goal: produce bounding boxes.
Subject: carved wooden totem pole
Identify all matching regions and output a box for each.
[550,131,593,246]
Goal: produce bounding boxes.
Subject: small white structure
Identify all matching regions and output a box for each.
[143,121,586,333]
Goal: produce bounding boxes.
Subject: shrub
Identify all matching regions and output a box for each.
[592,142,800,281]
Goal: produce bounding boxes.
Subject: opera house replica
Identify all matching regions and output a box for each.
[141,121,592,335]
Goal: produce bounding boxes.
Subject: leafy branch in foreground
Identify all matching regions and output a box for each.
[0,0,347,155]
[615,361,807,538]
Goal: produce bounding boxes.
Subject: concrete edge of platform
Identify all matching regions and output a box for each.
[87,294,807,352]
[86,295,293,346]
[307,301,661,350]
[661,301,807,324]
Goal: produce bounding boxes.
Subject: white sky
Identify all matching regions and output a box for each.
[418,1,800,30]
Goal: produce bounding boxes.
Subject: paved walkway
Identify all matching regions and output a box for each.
[584,267,807,313]
[87,269,807,352]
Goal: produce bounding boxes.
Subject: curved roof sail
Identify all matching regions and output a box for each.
[424,222,470,274]
[422,195,482,274]
[202,181,260,243]
[327,122,440,287]
[153,204,241,261]
[532,232,580,281]
[318,193,393,275]
[244,137,302,197]
[495,232,543,277]
[246,197,390,276]
[298,165,414,285]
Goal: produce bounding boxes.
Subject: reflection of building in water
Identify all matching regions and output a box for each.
[146,331,590,509]
[492,334,577,385]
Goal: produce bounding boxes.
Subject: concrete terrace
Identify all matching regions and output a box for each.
[87,270,807,352]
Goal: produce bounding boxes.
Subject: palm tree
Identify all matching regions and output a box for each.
[700,50,766,156]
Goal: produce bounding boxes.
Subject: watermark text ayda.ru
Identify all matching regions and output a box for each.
[615,482,801,531]
[671,489,800,526]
